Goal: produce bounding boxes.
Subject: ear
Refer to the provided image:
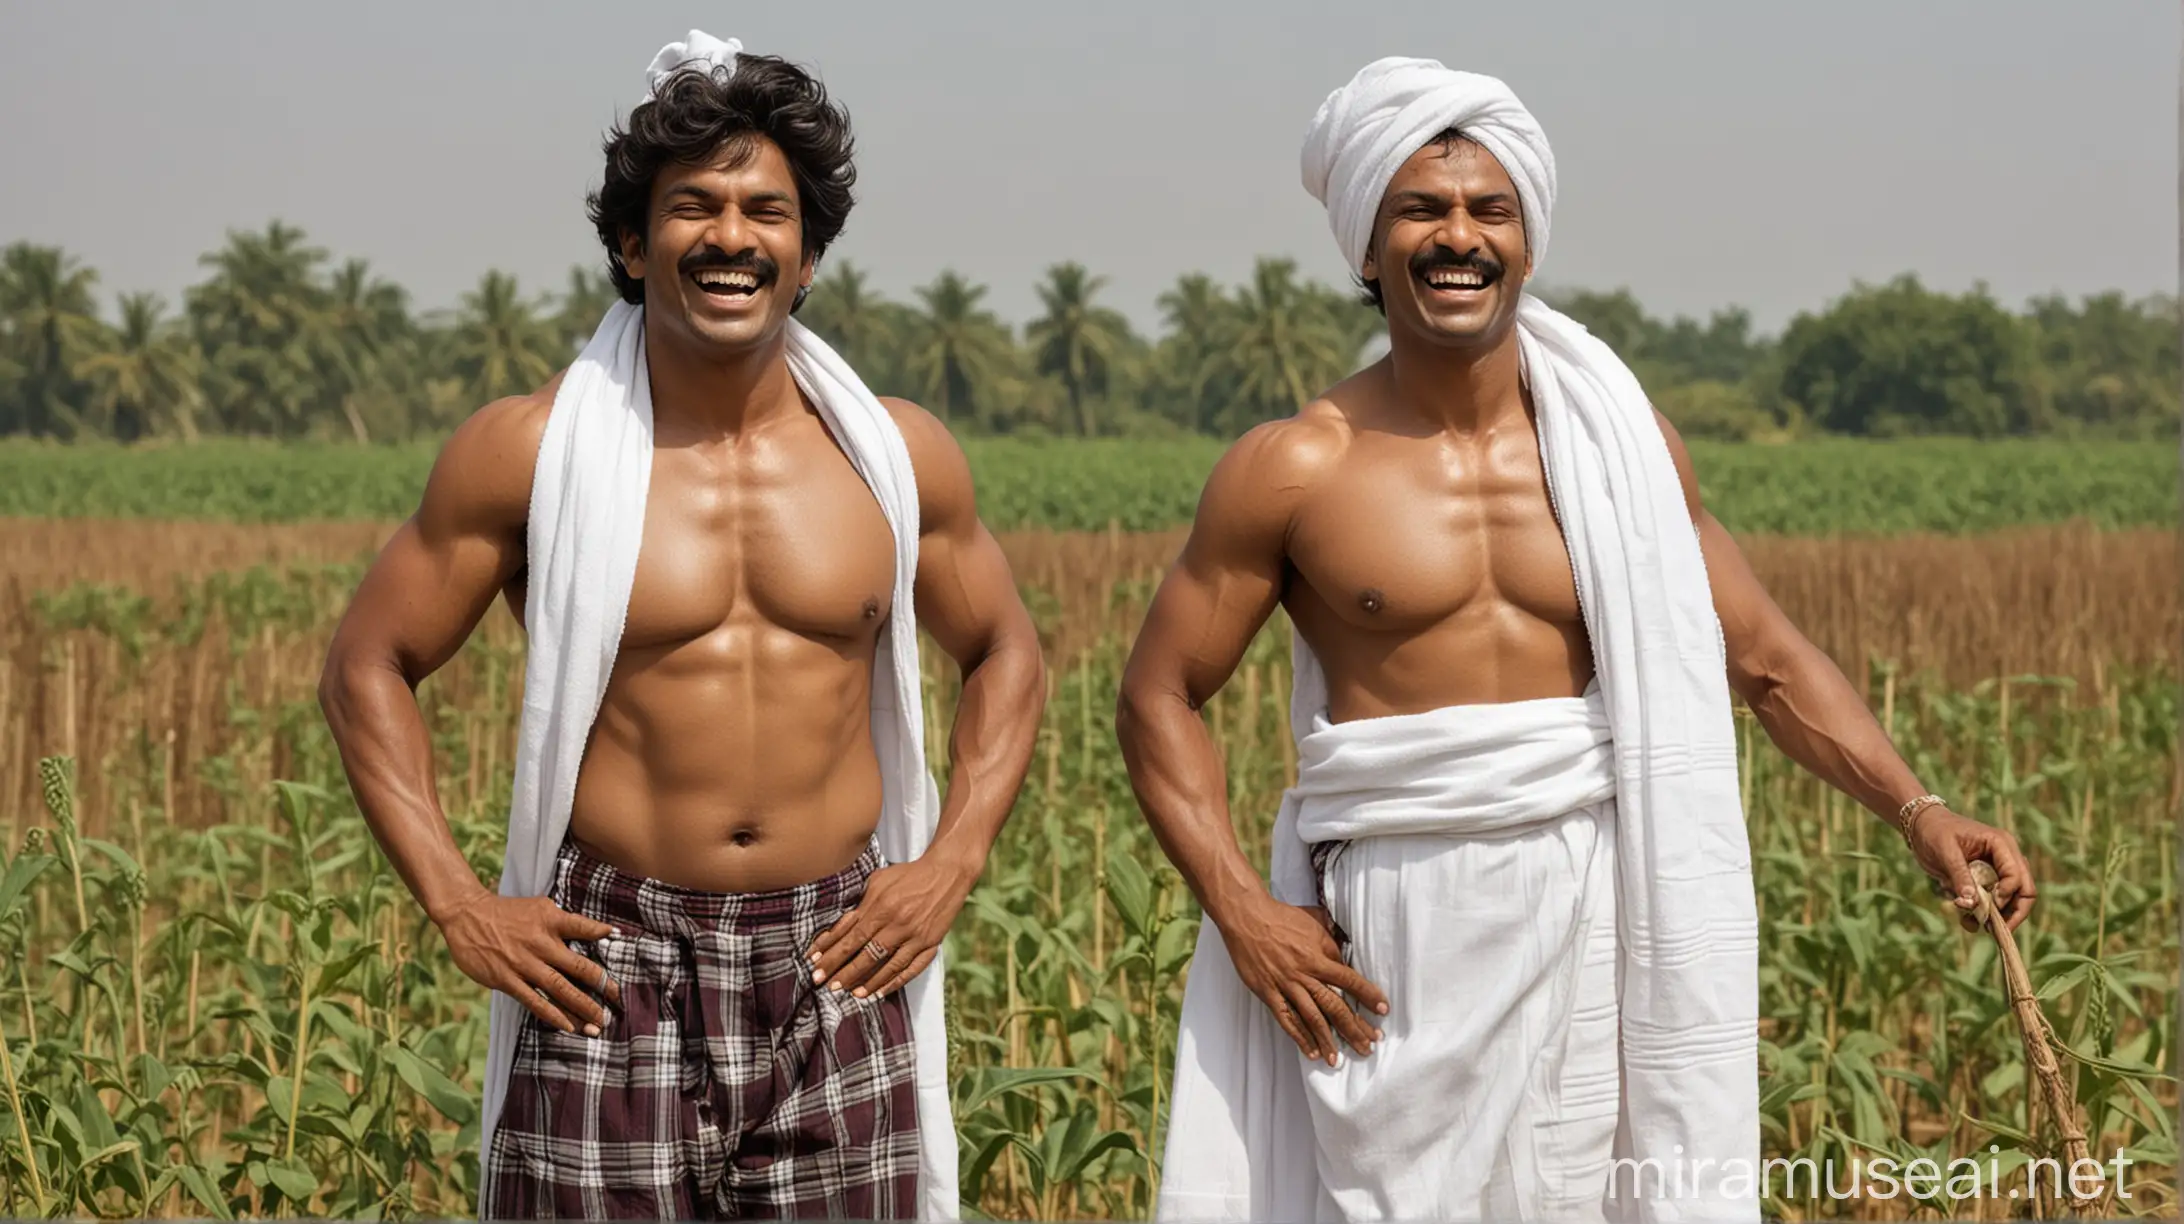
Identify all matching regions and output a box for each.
[1360,239,1379,287]
[619,227,648,281]
[801,251,818,291]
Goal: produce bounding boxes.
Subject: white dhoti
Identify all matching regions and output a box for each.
[1299,688,1622,1223]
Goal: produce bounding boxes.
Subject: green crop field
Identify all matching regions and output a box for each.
[0,437,2173,536]
[0,560,2174,1219]
[0,431,2177,1218]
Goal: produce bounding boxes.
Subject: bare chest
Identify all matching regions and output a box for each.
[620,432,895,650]
[1287,430,1583,632]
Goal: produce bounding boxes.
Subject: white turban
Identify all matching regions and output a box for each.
[1300,57,1557,279]
[640,29,744,102]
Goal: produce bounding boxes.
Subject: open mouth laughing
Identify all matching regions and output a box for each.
[689,267,763,299]
[1410,247,1503,301]
[679,248,778,307]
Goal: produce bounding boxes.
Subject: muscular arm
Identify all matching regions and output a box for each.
[1653,413,1925,820]
[1653,411,2034,927]
[1116,420,1385,1063]
[888,397,1047,881]
[318,393,544,922]
[807,400,1046,999]
[318,384,621,1035]
[1115,423,1302,929]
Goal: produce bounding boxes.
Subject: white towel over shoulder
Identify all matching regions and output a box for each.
[476,297,959,1220]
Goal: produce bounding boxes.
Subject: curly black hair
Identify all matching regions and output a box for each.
[587,54,856,311]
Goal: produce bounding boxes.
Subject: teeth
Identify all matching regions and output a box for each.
[693,270,759,290]
[1427,270,1487,288]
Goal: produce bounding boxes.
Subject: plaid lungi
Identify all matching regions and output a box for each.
[479,838,922,1220]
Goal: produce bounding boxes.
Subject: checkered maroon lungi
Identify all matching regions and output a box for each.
[479,838,921,1220]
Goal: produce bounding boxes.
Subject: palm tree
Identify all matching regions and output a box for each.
[75,294,202,441]
[797,261,896,375]
[1303,278,1384,369]
[1211,258,1351,434]
[450,271,561,403]
[554,266,619,355]
[186,221,331,435]
[0,243,105,436]
[1025,262,1135,437]
[315,259,413,441]
[1153,272,1233,434]
[903,272,1018,427]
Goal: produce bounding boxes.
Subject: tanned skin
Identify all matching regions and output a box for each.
[1115,135,2035,1069]
[320,137,1045,1038]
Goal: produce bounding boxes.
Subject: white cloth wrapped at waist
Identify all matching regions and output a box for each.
[1289,682,1614,850]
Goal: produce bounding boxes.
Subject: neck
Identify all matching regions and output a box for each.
[1384,320,1527,435]
[641,310,804,437]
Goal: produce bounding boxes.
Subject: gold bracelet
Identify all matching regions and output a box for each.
[1895,793,1946,845]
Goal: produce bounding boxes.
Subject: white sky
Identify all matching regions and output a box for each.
[2,0,2175,334]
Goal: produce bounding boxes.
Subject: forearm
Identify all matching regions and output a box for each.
[922,627,1045,882]
[1742,640,1931,823]
[319,653,490,922]
[1115,678,1271,931]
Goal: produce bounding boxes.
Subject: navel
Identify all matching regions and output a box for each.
[1358,588,1386,615]
[729,827,758,848]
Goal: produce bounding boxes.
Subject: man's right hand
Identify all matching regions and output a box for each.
[436,891,623,1036]
[1218,894,1388,1067]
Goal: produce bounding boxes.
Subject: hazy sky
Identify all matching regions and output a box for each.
[3,1,2175,335]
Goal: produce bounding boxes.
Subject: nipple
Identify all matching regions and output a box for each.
[1358,588,1385,615]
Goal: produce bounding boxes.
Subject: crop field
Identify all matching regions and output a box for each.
[0,508,2177,1218]
[0,436,2175,536]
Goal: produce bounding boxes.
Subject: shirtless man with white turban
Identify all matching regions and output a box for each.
[1118,58,2036,1222]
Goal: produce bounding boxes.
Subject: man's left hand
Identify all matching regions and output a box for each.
[1909,807,2037,933]
[808,856,975,999]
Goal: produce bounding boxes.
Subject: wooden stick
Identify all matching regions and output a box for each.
[1967,860,2100,1215]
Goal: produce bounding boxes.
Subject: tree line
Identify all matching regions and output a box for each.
[1,223,2175,444]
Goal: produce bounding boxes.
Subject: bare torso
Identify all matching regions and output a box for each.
[507,402,898,892]
[1281,364,1592,722]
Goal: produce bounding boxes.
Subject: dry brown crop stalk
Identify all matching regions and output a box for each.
[1966,859,2101,1217]
[1,521,2179,837]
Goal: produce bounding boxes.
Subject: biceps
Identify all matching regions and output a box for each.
[913,522,1028,665]
[1699,514,1798,688]
[1126,550,1283,707]
[332,518,519,682]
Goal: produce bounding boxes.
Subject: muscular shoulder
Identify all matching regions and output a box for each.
[1202,409,1349,522]
[418,377,560,540]
[879,396,977,534]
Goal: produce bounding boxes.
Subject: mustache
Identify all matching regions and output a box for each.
[678,245,779,284]
[1408,244,1503,281]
